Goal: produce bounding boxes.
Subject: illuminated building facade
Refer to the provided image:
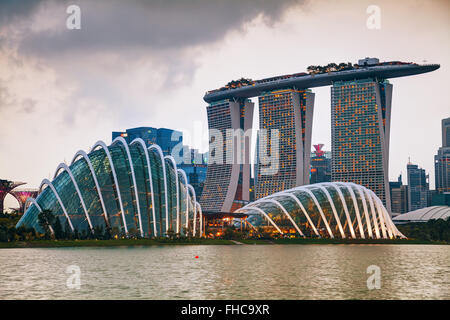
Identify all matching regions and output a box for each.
[236,182,404,239]
[17,139,203,237]
[255,89,314,199]
[199,99,254,212]
[331,78,392,212]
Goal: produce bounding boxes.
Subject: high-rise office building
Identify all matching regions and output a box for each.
[200,99,254,212]
[331,78,392,211]
[179,148,208,197]
[112,127,182,156]
[310,144,331,184]
[255,89,314,199]
[112,127,209,196]
[157,128,183,156]
[112,127,157,146]
[389,174,408,214]
[442,117,450,148]
[434,117,450,193]
[407,162,429,211]
[435,148,450,193]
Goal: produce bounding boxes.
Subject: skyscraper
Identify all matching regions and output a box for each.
[442,117,450,148]
[434,117,450,193]
[255,89,314,199]
[407,162,429,211]
[112,127,182,156]
[200,99,254,212]
[179,148,208,197]
[310,144,332,184]
[389,174,408,214]
[331,78,392,211]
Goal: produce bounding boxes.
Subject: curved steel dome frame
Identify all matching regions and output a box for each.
[236,182,404,239]
[17,140,203,238]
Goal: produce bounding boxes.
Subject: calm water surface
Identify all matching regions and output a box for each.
[0,245,449,299]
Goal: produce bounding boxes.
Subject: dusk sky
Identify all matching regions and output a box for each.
[0,0,448,209]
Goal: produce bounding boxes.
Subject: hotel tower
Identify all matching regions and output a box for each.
[331,78,392,211]
[255,89,314,199]
[199,99,254,212]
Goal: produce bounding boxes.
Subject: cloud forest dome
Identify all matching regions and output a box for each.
[235,182,404,239]
[392,206,450,223]
[17,137,203,238]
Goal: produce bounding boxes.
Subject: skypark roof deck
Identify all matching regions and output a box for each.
[204,62,439,103]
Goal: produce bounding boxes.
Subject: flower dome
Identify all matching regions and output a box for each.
[17,137,203,237]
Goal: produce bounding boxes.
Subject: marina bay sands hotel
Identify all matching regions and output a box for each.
[199,58,439,213]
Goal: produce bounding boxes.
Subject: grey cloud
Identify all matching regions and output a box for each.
[21,98,37,114]
[8,0,305,56]
[0,81,15,110]
[0,81,37,114]
[0,0,306,129]
[0,0,42,25]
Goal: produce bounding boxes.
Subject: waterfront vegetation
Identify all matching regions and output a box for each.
[0,237,447,248]
[396,219,450,242]
[1,212,449,248]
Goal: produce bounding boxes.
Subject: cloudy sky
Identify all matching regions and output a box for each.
[0,0,448,209]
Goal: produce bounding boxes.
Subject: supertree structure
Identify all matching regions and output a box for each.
[9,189,39,214]
[0,179,26,213]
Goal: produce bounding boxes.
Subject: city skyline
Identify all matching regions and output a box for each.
[0,1,449,305]
[0,0,448,205]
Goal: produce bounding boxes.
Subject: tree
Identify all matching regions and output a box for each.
[166,228,176,239]
[64,220,73,239]
[103,226,112,240]
[38,209,56,239]
[93,225,104,239]
[223,226,236,240]
[182,226,192,239]
[0,225,8,242]
[52,217,64,239]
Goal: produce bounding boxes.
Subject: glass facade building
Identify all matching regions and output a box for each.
[407,163,429,212]
[112,127,183,156]
[389,175,408,215]
[331,78,392,212]
[434,117,450,193]
[255,89,315,200]
[310,144,332,184]
[17,138,203,238]
[236,182,403,239]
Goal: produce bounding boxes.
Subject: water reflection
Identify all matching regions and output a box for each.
[0,245,448,299]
